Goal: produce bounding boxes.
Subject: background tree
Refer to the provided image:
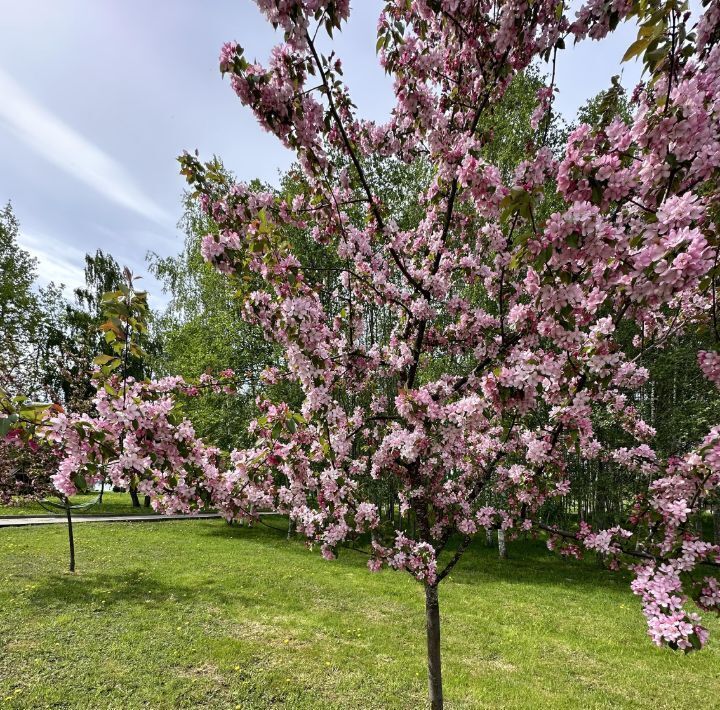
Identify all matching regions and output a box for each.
[94,268,153,506]
[150,184,274,451]
[39,250,152,414]
[0,203,46,397]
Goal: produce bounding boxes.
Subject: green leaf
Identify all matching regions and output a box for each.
[93,354,117,366]
[71,472,88,493]
[0,414,18,437]
[622,36,653,62]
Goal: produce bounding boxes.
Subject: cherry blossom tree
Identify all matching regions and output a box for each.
[0,274,231,571]
[41,0,720,706]
[173,0,720,705]
[0,392,57,506]
[42,274,236,518]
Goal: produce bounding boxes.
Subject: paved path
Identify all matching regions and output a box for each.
[0,513,221,528]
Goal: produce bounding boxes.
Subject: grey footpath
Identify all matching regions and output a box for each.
[0,513,221,528]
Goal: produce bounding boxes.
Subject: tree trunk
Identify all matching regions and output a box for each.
[485,528,493,547]
[714,505,720,545]
[143,495,151,508]
[65,503,75,573]
[425,584,443,710]
[129,486,140,507]
[497,529,508,559]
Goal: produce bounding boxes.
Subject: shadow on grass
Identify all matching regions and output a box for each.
[444,537,633,595]
[199,516,632,596]
[26,568,235,609]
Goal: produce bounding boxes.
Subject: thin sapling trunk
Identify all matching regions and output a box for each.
[425,583,443,710]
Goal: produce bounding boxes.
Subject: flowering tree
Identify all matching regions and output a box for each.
[38,0,720,706]
[0,391,57,505]
[46,376,224,511]
[177,0,720,706]
[0,273,231,571]
[43,274,235,516]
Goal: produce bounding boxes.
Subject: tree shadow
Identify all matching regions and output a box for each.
[199,517,632,596]
[440,536,634,596]
[27,568,235,609]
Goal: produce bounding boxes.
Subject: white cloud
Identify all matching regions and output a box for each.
[0,67,172,226]
[18,230,86,294]
[18,229,172,309]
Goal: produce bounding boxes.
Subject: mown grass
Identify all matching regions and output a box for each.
[0,518,718,709]
[0,492,157,517]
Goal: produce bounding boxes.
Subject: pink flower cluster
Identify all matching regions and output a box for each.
[45,375,228,514]
[698,350,720,389]
[631,562,709,651]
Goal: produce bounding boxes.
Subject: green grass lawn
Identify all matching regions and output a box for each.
[0,519,718,709]
[0,492,158,517]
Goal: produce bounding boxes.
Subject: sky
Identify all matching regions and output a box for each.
[0,1,644,307]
